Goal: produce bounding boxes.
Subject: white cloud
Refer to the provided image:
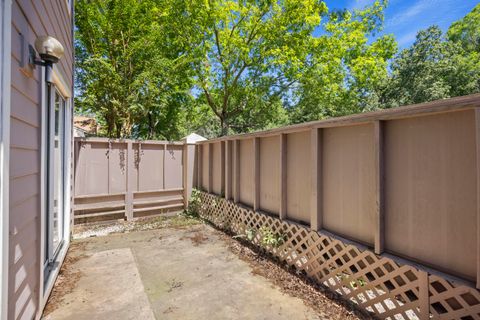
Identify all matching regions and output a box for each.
[348,0,401,11]
[348,0,375,10]
[397,30,418,47]
[387,0,467,28]
[387,0,435,27]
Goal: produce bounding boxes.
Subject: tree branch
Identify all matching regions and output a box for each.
[229,15,246,39]
[231,62,248,87]
[213,23,225,65]
[202,87,222,119]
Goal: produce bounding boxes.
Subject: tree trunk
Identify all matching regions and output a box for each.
[106,108,116,138]
[148,112,154,139]
[220,117,229,136]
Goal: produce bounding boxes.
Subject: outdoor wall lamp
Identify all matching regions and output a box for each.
[29,36,64,83]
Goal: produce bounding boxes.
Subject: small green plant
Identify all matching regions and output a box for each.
[185,189,202,217]
[338,273,366,289]
[259,226,286,248]
[233,227,257,241]
[349,278,366,289]
[170,214,201,228]
[246,227,256,241]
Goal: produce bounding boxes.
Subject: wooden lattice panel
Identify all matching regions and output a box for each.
[428,275,480,319]
[198,191,480,320]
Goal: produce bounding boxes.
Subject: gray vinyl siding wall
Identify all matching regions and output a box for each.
[9,1,73,319]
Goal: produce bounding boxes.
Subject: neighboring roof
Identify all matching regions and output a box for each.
[182,133,207,144]
[74,116,98,135]
[73,126,87,137]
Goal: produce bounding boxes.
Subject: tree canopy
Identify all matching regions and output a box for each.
[448,4,480,54]
[74,1,480,138]
[377,4,480,108]
[290,2,396,123]
[378,26,479,107]
[75,0,195,139]
[178,0,328,135]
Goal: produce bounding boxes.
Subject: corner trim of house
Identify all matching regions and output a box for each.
[38,66,47,320]
[0,1,12,319]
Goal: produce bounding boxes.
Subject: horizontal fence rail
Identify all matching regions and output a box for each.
[195,94,480,318]
[73,138,196,224]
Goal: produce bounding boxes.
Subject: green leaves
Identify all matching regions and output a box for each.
[379,21,480,108]
[76,0,395,137]
[290,1,396,122]
[75,1,479,139]
[447,4,480,54]
[75,0,195,139]
[176,0,327,135]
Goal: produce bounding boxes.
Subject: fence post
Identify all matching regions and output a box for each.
[197,144,202,189]
[208,143,213,193]
[107,140,112,194]
[374,120,385,254]
[125,140,134,220]
[253,138,260,211]
[183,142,188,209]
[225,141,231,200]
[163,143,167,189]
[221,141,225,196]
[311,128,322,231]
[279,134,287,220]
[419,270,430,320]
[233,140,240,203]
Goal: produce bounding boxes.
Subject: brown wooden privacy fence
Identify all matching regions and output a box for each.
[74,138,196,224]
[195,94,480,318]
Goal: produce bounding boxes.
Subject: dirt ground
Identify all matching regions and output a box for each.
[42,215,368,320]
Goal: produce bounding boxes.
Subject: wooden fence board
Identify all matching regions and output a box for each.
[74,138,187,224]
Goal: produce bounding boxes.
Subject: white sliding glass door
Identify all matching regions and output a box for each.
[45,84,67,273]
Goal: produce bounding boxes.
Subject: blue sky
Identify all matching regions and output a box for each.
[322,0,479,49]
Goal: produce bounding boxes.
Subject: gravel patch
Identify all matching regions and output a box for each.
[73,214,201,239]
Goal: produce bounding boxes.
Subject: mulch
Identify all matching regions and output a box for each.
[42,242,88,317]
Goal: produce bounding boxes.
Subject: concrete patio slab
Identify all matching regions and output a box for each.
[43,220,334,319]
[44,248,155,320]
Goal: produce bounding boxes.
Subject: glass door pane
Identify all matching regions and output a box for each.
[52,91,65,254]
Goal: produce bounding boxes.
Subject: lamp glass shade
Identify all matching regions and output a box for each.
[34,36,64,62]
